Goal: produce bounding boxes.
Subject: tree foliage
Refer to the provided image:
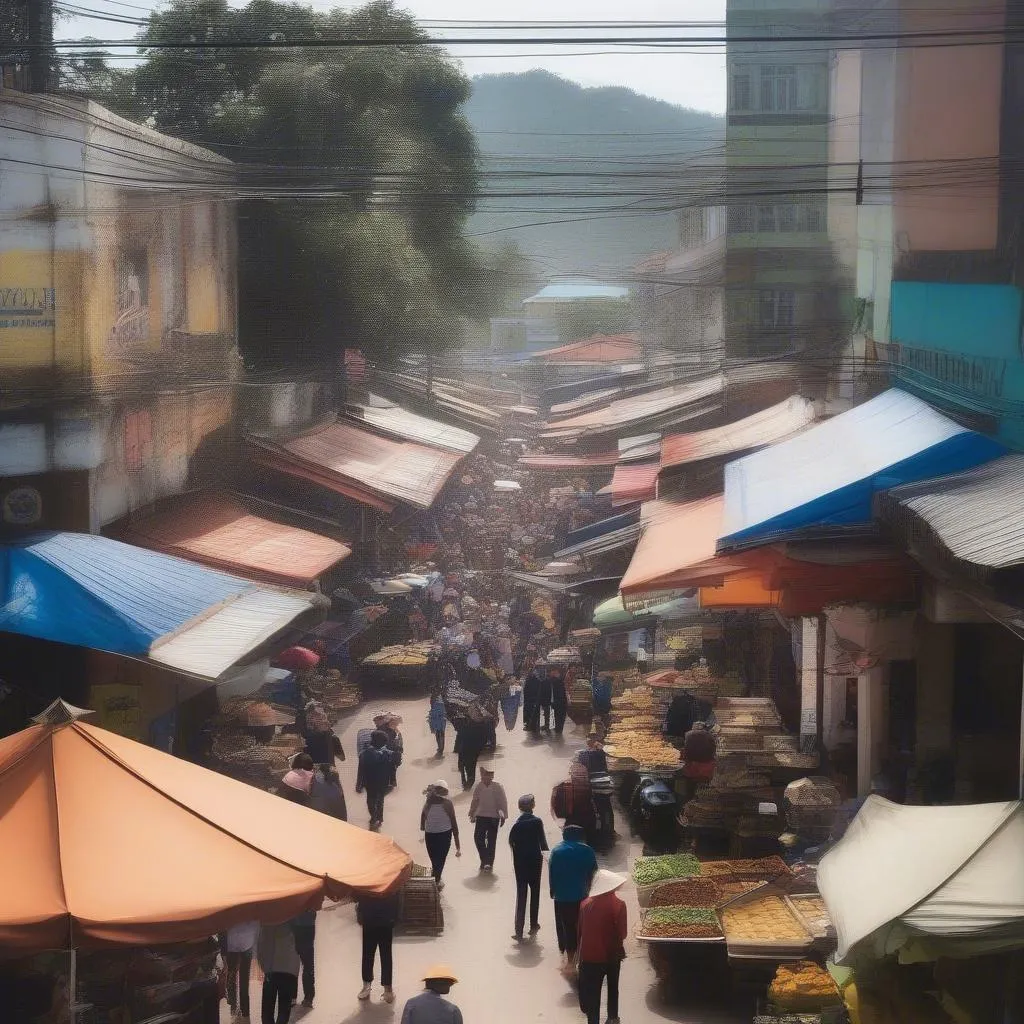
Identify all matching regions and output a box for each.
[89,0,495,369]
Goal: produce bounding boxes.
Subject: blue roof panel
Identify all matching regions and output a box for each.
[719,389,1005,550]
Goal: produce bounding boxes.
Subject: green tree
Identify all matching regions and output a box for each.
[89,0,490,369]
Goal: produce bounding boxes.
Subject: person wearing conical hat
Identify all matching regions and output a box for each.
[577,869,628,1024]
[400,964,462,1024]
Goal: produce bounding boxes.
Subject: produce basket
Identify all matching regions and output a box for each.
[633,853,701,906]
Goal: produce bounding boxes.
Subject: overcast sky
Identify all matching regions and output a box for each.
[57,0,727,114]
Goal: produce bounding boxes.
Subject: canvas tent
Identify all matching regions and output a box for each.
[818,796,1024,963]
[0,701,411,953]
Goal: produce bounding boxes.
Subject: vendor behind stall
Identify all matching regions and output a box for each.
[680,721,716,800]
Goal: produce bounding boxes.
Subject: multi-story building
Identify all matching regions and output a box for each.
[0,89,238,534]
[725,0,838,371]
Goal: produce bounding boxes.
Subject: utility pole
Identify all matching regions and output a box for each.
[27,0,54,93]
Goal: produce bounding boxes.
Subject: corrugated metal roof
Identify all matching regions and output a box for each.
[619,433,662,462]
[661,396,816,472]
[720,389,1005,551]
[348,401,480,455]
[524,283,630,303]
[542,374,724,439]
[251,421,463,510]
[882,453,1024,569]
[0,533,315,679]
[518,450,620,470]
[604,462,660,506]
[548,388,623,417]
[562,507,641,550]
[533,333,640,364]
[117,492,350,588]
[554,521,642,559]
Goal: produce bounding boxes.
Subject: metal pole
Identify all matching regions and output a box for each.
[1018,653,1024,801]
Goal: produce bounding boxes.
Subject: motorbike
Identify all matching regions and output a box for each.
[629,775,679,851]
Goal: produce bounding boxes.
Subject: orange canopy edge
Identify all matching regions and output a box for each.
[0,703,411,955]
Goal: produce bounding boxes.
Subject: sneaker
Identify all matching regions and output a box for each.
[512,933,523,942]
[302,997,314,1007]
[529,923,540,934]
[358,984,372,1001]
[382,987,396,1004]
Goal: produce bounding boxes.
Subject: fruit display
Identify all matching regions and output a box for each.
[632,853,701,885]
[768,960,840,1012]
[640,906,722,939]
[721,896,810,944]
[648,878,724,908]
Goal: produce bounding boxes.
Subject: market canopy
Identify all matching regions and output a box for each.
[819,796,1024,963]
[0,533,317,680]
[593,593,698,629]
[347,398,480,455]
[115,491,350,589]
[600,462,660,506]
[0,701,411,953]
[719,389,1004,551]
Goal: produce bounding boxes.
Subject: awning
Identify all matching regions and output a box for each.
[533,333,641,364]
[347,400,480,455]
[542,374,724,440]
[719,389,1005,551]
[819,796,1024,963]
[0,701,410,953]
[879,453,1024,570]
[519,450,620,471]
[0,533,317,680]
[554,521,643,560]
[602,462,660,506]
[698,571,778,609]
[250,420,464,511]
[660,395,816,472]
[115,491,350,588]
[620,495,749,604]
[618,433,662,462]
[561,508,641,551]
[593,593,699,629]
[548,389,623,417]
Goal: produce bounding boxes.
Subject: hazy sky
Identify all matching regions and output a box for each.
[57,0,727,114]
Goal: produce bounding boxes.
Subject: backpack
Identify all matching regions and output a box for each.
[551,781,571,819]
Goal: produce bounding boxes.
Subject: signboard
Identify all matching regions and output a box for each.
[90,683,143,740]
[0,286,56,330]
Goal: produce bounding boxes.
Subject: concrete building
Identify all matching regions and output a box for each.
[0,89,238,534]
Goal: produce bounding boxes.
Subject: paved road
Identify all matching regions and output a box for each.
[225,692,746,1024]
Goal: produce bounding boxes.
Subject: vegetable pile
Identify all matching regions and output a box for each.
[641,907,721,939]
[632,853,701,886]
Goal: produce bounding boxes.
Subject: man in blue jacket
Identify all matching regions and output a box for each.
[356,730,393,830]
[548,824,598,966]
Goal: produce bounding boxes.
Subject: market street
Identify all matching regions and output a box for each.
[221,692,745,1024]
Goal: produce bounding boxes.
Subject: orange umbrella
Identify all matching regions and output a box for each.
[0,701,411,954]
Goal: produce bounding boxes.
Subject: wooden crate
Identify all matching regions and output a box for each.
[398,875,444,935]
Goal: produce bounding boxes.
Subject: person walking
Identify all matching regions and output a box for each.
[223,919,258,1023]
[355,730,393,831]
[508,794,549,942]
[536,665,554,733]
[356,891,400,1004]
[309,762,348,821]
[400,964,462,1024]
[381,713,404,788]
[456,717,487,789]
[522,662,543,734]
[420,780,461,888]
[548,824,598,969]
[468,766,508,871]
[549,665,568,736]
[291,911,316,1009]
[577,869,628,1024]
[427,690,447,757]
[256,920,300,1024]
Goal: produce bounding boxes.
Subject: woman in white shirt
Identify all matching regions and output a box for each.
[419,781,461,889]
[223,919,259,1022]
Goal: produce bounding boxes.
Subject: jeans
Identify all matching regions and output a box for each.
[425,829,453,881]
[225,950,251,1016]
[365,786,386,826]
[553,900,581,956]
[261,972,297,1024]
[578,961,621,1024]
[361,925,394,986]
[552,703,567,734]
[474,816,499,867]
[292,923,315,1004]
[513,861,542,936]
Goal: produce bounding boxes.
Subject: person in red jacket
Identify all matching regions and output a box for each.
[576,869,628,1024]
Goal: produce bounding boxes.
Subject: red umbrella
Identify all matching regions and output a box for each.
[272,646,321,671]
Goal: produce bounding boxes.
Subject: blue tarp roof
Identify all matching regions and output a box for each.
[0,533,312,675]
[719,389,1005,551]
[563,507,641,549]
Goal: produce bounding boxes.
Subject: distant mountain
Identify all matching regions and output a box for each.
[464,71,723,279]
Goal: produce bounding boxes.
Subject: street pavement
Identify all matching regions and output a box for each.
[224,691,746,1024]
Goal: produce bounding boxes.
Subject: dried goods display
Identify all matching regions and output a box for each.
[786,895,835,939]
[721,896,810,944]
[632,853,700,886]
[361,642,436,667]
[648,878,724,908]
[640,907,722,939]
[768,960,841,1012]
[716,880,767,901]
[700,856,791,880]
[603,731,680,768]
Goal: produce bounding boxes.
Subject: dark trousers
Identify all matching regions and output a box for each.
[474,816,499,867]
[553,702,566,734]
[513,861,542,936]
[361,925,394,986]
[553,899,581,956]
[458,746,481,787]
[523,701,539,732]
[433,729,445,755]
[261,972,297,1024]
[225,950,251,1015]
[539,703,551,730]
[578,960,621,1024]
[292,923,315,1003]
[365,786,386,825]
[425,829,453,881]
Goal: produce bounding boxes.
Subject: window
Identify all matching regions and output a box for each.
[761,65,797,112]
[729,203,755,232]
[757,289,796,329]
[729,201,826,234]
[730,71,753,111]
[757,204,776,232]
